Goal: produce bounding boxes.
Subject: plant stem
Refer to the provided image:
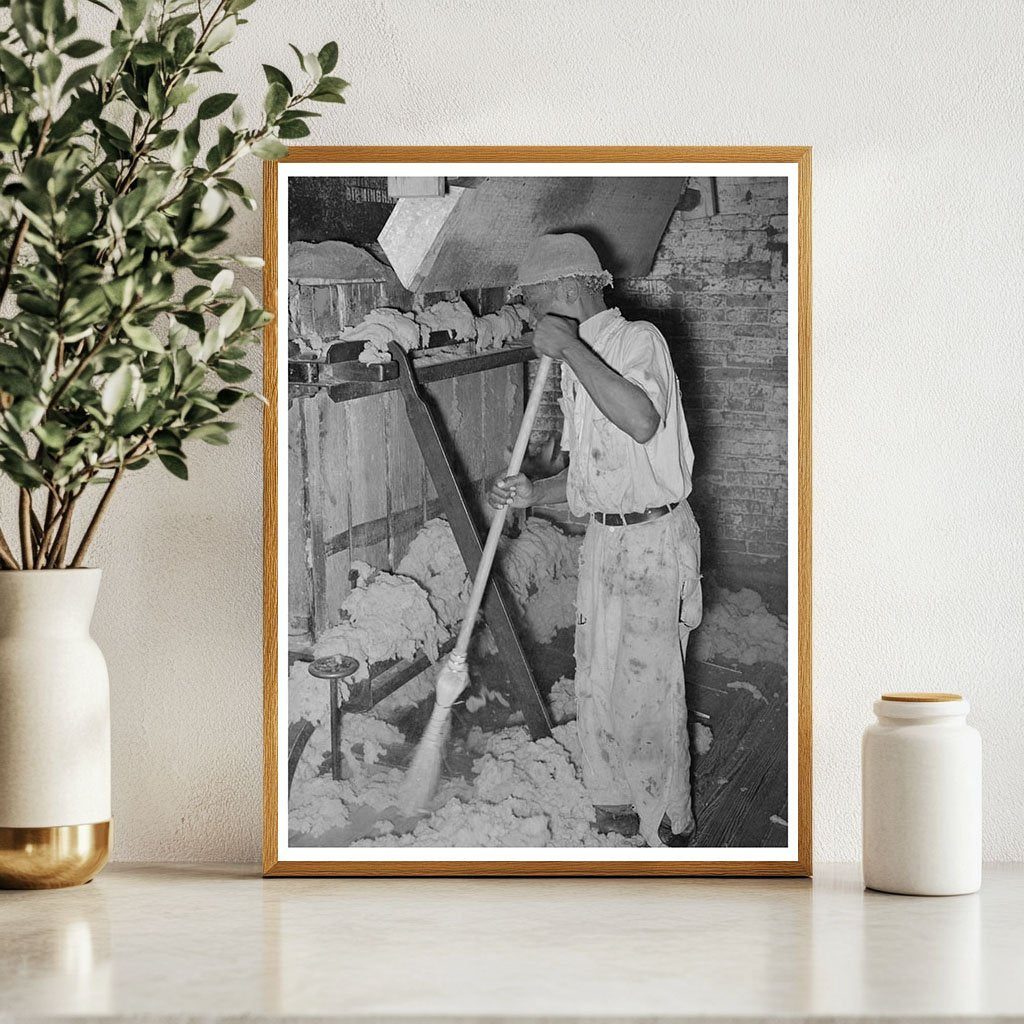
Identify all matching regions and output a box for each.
[0,113,52,309]
[29,506,44,545]
[70,466,124,568]
[0,528,19,570]
[36,487,67,566]
[44,299,139,415]
[18,489,34,569]
[0,216,30,310]
[42,489,56,534]
[109,0,228,205]
[45,492,79,569]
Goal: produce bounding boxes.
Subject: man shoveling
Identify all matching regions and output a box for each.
[488,233,703,847]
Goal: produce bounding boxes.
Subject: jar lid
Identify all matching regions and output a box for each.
[881,692,962,702]
[874,694,969,719]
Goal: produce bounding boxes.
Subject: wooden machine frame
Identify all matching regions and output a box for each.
[263,147,812,877]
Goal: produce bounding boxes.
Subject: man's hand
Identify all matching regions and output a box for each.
[532,313,580,359]
[487,473,535,510]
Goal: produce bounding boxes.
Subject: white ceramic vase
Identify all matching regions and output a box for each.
[0,569,111,888]
[862,692,981,896]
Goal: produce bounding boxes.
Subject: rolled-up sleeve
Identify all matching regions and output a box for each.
[619,327,673,427]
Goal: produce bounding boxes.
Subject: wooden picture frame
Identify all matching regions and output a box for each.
[263,147,812,877]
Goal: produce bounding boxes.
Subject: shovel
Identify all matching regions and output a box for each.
[399,354,555,813]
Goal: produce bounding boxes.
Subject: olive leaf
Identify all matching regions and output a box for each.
[0,0,344,569]
[100,365,133,415]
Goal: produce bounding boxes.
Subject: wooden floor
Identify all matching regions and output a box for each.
[687,659,788,848]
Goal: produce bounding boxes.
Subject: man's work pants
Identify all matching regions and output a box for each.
[574,501,702,847]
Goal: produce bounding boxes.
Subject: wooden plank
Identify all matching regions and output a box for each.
[286,283,299,341]
[421,378,453,508]
[694,699,788,848]
[287,719,315,790]
[507,359,525,447]
[383,390,425,567]
[451,372,483,524]
[298,397,329,638]
[261,156,280,876]
[323,478,488,558]
[481,365,509,502]
[286,398,312,639]
[316,393,351,628]
[295,283,315,339]
[388,525,421,573]
[334,281,389,333]
[688,662,789,848]
[481,362,526,495]
[435,376,469,488]
[344,394,390,571]
[311,283,336,339]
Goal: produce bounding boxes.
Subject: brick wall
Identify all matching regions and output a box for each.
[615,176,789,596]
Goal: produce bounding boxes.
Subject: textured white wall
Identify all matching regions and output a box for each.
[65,0,1024,862]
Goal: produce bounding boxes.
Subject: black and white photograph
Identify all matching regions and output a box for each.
[269,153,810,873]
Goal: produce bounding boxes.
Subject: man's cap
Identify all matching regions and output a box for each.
[514,232,613,288]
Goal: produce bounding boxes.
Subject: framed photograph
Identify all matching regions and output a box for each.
[263,147,811,876]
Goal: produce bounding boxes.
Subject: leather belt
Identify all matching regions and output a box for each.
[592,501,679,527]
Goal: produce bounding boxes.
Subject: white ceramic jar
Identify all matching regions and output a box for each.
[862,692,981,895]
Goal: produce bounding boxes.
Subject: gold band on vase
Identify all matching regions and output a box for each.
[0,821,110,889]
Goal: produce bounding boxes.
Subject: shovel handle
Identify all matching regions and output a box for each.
[451,354,554,656]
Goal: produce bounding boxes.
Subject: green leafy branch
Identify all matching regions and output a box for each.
[0,0,347,568]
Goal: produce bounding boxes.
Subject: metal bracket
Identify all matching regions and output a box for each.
[287,337,536,403]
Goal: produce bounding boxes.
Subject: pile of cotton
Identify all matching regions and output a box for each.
[691,587,787,666]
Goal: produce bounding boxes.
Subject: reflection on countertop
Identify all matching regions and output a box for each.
[2,863,1021,1020]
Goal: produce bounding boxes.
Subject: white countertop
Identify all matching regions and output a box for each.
[2,862,1021,1021]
